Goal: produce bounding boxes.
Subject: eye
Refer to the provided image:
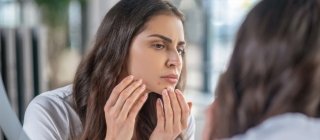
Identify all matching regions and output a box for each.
[177,47,185,56]
[152,43,165,50]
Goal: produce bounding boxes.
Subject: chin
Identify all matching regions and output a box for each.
[146,89,162,95]
[146,85,177,94]
[144,86,163,94]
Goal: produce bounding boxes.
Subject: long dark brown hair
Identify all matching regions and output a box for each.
[210,0,320,139]
[72,0,186,140]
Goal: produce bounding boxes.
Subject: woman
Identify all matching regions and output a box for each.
[23,0,195,140]
[204,0,320,139]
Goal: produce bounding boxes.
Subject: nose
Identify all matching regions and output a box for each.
[166,50,182,68]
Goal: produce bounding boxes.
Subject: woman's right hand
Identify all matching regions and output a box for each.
[104,75,148,140]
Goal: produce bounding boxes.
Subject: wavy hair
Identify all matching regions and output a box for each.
[72,0,186,139]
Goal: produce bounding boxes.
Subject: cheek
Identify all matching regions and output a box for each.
[130,53,149,70]
[128,56,166,93]
[128,53,158,81]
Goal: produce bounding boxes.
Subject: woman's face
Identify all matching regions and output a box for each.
[127,14,185,94]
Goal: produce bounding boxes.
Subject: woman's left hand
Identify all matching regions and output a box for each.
[150,88,192,140]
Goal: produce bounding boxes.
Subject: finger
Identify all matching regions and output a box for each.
[155,98,165,130]
[175,89,190,129]
[113,79,143,114]
[119,84,146,119]
[188,102,193,112]
[168,88,181,129]
[105,75,134,108]
[162,89,173,131]
[127,93,149,120]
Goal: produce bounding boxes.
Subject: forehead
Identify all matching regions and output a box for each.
[139,14,185,41]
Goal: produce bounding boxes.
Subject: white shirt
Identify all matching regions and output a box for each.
[23,85,195,140]
[230,113,320,140]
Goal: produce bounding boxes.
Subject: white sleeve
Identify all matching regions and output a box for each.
[23,95,68,140]
[180,115,196,140]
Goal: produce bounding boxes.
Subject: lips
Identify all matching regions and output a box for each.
[160,74,179,84]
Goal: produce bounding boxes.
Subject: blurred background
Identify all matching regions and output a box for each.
[0,0,259,139]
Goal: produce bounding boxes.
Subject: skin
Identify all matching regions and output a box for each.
[127,14,186,94]
[104,14,192,140]
[202,101,217,140]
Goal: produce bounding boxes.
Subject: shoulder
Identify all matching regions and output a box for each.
[25,85,76,118]
[23,85,82,140]
[30,85,74,107]
[230,113,320,140]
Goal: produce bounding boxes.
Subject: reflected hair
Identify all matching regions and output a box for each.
[210,0,320,139]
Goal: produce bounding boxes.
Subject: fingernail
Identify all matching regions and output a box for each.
[144,94,148,99]
[141,84,146,89]
[162,89,167,95]
[164,89,168,95]
[157,99,163,106]
[176,90,182,96]
[128,75,134,79]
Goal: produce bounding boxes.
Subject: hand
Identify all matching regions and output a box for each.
[104,75,148,140]
[150,88,192,140]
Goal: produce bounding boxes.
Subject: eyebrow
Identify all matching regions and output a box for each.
[148,34,186,46]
